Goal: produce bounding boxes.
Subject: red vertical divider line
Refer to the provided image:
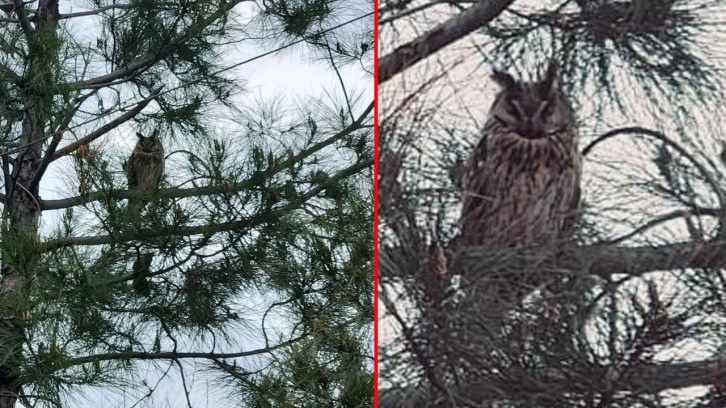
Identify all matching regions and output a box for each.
[372,0,380,405]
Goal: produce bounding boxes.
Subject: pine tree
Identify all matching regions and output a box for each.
[379,1,726,407]
[0,1,372,406]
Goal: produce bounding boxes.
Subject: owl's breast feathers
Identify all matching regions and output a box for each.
[127,149,164,190]
[461,123,581,248]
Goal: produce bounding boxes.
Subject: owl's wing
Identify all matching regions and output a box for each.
[561,169,581,237]
[459,132,492,245]
[126,154,139,189]
[462,134,487,193]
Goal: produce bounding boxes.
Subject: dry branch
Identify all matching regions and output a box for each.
[378,0,514,83]
[50,89,162,161]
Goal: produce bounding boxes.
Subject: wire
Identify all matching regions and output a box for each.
[1,11,373,158]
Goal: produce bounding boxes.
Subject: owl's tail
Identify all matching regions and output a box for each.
[132,250,154,296]
[127,197,145,216]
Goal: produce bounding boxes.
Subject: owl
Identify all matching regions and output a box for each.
[458,63,581,308]
[126,130,164,211]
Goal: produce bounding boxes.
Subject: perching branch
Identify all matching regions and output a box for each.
[379,357,726,407]
[574,239,726,278]
[38,101,372,210]
[379,235,726,282]
[41,158,371,251]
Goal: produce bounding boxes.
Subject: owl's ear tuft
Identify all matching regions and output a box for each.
[150,129,158,140]
[136,132,144,139]
[491,69,516,90]
[539,63,559,97]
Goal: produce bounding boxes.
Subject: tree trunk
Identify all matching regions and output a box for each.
[0,2,59,405]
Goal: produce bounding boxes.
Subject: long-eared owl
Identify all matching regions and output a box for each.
[126,130,164,211]
[458,63,581,306]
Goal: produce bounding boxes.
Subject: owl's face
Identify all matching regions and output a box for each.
[489,65,572,140]
[135,131,162,154]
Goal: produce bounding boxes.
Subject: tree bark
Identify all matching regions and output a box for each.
[378,0,515,84]
[380,237,726,282]
[0,2,59,406]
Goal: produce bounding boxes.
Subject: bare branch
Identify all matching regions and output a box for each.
[65,334,306,367]
[584,125,726,222]
[379,1,449,26]
[65,52,163,90]
[57,4,132,20]
[12,0,33,34]
[378,0,514,84]
[605,208,719,245]
[50,89,162,161]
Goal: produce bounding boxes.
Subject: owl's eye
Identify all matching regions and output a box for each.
[506,99,519,117]
[541,100,554,117]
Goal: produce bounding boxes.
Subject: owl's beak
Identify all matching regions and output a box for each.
[519,121,546,139]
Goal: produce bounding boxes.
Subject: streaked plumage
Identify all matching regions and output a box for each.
[459,64,580,307]
[126,130,164,211]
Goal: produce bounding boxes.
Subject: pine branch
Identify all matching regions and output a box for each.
[379,357,726,406]
[64,334,306,368]
[38,101,373,210]
[41,158,371,251]
[62,0,247,89]
[0,62,21,84]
